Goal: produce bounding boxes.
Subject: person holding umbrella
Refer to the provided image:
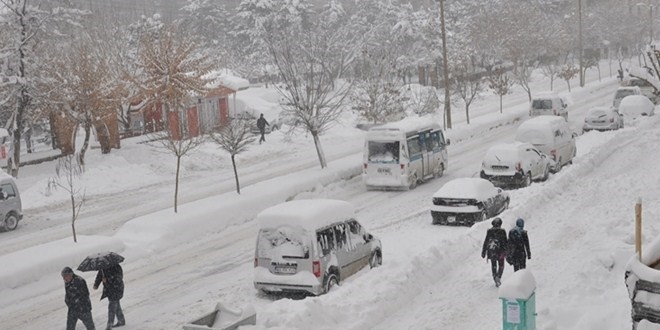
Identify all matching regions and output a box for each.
[78,251,126,329]
[61,266,96,330]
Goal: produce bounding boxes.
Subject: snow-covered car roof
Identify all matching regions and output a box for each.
[432,178,499,201]
[256,199,355,232]
[619,95,654,117]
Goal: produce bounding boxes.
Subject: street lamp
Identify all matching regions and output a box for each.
[637,2,657,44]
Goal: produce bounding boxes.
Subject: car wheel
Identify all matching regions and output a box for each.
[3,213,18,231]
[325,274,338,293]
[542,165,550,181]
[480,211,488,223]
[369,251,382,268]
[523,172,532,187]
[408,173,418,190]
[434,164,444,179]
[555,158,563,172]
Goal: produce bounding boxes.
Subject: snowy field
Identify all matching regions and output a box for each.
[0,62,657,329]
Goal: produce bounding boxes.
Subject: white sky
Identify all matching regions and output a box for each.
[0,58,658,330]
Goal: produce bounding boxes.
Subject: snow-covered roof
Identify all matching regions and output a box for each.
[205,70,250,92]
[432,178,497,201]
[368,116,441,140]
[498,269,536,299]
[256,199,356,232]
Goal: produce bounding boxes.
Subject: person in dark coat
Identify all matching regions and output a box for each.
[481,217,508,287]
[94,264,125,329]
[62,266,96,330]
[256,113,269,144]
[507,218,531,272]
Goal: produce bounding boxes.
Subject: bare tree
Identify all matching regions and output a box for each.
[209,118,255,194]
[540,62,561,91]
[264,13,355,169]
[48,154,85,243]
[452,57,483,125]
[487,69,512,114]
[147,129,205,213]
[558,64,580,92]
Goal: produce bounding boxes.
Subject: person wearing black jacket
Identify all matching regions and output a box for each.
[256,113,269,144]
[481,217,508,287]
[94,264,125,329]
[507,218,532,272]
[62,266,96,330]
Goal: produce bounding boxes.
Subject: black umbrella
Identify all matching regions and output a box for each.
[77,251,125,272]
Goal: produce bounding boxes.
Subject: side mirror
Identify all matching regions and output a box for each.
[364,233,373,242]
[446,139,451,146]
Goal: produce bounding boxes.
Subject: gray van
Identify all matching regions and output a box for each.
[0,172,22,231]
[253,199,382,296]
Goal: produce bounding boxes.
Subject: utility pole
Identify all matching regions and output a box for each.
[439,0,452,129]
[650,2,654,44]
[578,0,584,87]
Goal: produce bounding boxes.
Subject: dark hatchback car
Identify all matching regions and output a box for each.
[431,178,509,226]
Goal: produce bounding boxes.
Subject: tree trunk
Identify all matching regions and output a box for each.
[312,133,327,169]
[465,104,470,125]
[174,155,180,213]
[499,95,503,114]
[550,77,554,91]
[232,154,240,194]
[566,80,572,92]
[79,123,91,166]
[71,194,77,243]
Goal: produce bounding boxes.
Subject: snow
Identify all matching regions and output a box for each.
[619,95,656,118]
[2,62,660,330]
[515,116,565,145]
[371,115,441,135]
[432,178,497,201]
[256,199,355,232]
[498,269,536,300]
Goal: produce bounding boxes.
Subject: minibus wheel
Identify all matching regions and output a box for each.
[434,164,444,178]
[408,173,418,190]
[325,274,338,293]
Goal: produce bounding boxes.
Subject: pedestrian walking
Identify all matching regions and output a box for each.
[62,266,96,330]
[506,218,531,272]
[481,217,508,287]
[256,113,269,144]
[93,264,126,329]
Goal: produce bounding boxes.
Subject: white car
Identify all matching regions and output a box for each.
[619,95,655,119]
[613,86,642,109]
[583,107,624,132]
[431,178,509,226]
[480,142,554,188]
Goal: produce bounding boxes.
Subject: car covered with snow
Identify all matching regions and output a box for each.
[515,116,576,172]
[583,106,624,132]
[430,178,509,226]
[253,199,382,296]
[619,95,656,119]
[612,86,642,109]
[480,142,553,188]
[0,171,22,232]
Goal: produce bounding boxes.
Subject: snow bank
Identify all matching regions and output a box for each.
[0,235,125,290]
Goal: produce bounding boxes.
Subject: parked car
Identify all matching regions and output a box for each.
[529,92,569,120]
[0,172,22,232]
[480,142,553,188]
[583,107,624,132]
[621,77,658,104]
[619,95,656,119]
[430,178,509,226]
[612,86,642,109]
[515,116,577,172]
[253,199,382,296]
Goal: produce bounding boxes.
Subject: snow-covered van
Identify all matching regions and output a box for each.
[529,93,568,120]
[253,199,382,296]
[362,119,449,190]
[515,116,576,172]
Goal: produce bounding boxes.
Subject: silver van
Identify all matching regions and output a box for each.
[530,93,568,120]
[253,199,382,296]
[0,172,22,232]
[515,116,577,172]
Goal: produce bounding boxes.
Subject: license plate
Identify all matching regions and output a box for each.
[275,267,296,274]
[377,167,391,174]
[447,215,456,223]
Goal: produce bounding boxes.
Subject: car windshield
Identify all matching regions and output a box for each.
[256,227,309,259]
[532,99,553,110]
[615,90,636,99]
[368,141,400,163]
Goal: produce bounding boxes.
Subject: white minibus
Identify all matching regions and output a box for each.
[362,120,449,190]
